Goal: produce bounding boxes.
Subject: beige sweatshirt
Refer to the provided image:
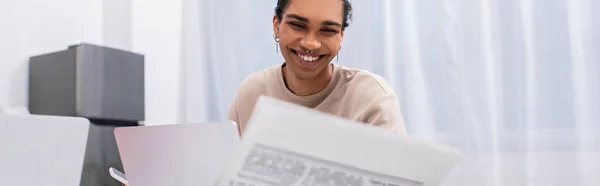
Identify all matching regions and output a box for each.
[228,63,406,135]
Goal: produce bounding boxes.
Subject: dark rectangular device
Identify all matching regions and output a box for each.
[28,43,144,122]
[28,43,145,186]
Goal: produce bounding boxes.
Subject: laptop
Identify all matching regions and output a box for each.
[0,107,90,186]
[113,121,240,186]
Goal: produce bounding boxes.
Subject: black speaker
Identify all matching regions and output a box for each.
[28,43,145,186]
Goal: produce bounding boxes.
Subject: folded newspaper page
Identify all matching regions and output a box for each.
[217,96,464,186]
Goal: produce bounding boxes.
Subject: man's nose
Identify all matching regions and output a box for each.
[300,34,321,51]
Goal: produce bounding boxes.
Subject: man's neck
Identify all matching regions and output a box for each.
[283,64,334,96]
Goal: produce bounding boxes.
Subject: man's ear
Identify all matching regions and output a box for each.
[272,15,280,36]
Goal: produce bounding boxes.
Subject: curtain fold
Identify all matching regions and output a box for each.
[182,0,599,185]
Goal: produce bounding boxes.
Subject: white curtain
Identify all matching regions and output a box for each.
[182,0,600,185]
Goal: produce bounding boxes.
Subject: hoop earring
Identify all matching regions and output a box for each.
[274,34,280,53]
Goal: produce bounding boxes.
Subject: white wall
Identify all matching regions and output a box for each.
[103,0,132,50]
[0,0,103,110]
[131,0,184,125]
[0,0,185,125]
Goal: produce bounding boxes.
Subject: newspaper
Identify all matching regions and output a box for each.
[217,96,464,186]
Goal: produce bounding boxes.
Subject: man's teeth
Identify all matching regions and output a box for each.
[298,54,319,62]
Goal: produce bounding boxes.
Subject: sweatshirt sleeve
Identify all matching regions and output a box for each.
[361,93,407,135]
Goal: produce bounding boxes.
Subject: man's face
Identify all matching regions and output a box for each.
[273,0,345,80]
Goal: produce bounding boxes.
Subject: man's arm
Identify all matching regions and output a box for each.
[361,93,407,134]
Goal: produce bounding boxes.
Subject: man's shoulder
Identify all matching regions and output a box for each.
[237,65,280,93]
[334,66,404,132]
[338,66,396,96]
[231,65,282,131]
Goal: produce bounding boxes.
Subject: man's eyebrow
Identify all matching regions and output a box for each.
[322,20,342,27]
[286,14,342,27]
[286,14,308,22]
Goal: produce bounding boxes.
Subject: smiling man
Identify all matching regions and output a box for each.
[228,0,406,135]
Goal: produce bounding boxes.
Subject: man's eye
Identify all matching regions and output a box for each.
[321,29,339,35]
[289,22,306,29]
